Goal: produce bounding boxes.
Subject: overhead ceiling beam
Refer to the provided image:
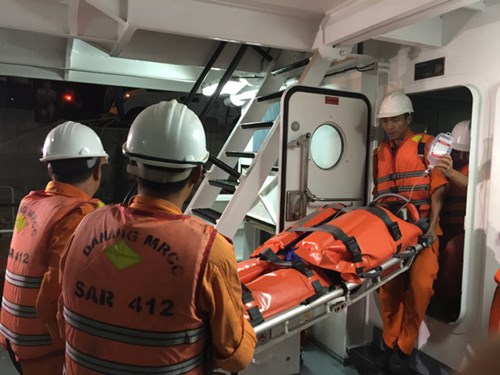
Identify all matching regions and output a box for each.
[85,0,128,23]
[0,0,68,36]
[68,0,80,36]
[64,39,75,81]
[0,0,118,45]
[375,17,445,48]
[0,28,68,70]
[314,0,481,49]
[67,39,225,87]
[375,4,482,48]
[196,0,325,19]
[125,0,320,51]
[109,23,136,57]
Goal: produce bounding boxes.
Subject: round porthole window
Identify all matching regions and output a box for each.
[310,123,344,170]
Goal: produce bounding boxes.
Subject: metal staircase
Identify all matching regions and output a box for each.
[185,51,334,240]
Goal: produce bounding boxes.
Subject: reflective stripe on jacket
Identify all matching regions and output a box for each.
[373,133,433,215]
[0,190,99,361]
[440,164,469,233]
[62,204,216,374]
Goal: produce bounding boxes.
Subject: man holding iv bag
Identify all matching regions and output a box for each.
[372,90,448,373]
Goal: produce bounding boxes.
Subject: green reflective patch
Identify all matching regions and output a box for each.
[104,240,143,270]
[15,214,28,233]
[412,134,423,142]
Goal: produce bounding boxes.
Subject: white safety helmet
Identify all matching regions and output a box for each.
[451,120,471,152]
[40,121,108,162]
[123,100,209,183]
[376,91,414,118]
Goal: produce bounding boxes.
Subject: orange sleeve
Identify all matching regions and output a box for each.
[198,233,257,372]
[36,203,95,345]
[462,163,470,176]
[429,167,448,193]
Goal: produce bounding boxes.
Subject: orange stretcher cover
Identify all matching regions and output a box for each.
[239,204,425,325]
[249,203,344,261]
[293,206,423,283]
[242,267,332,322]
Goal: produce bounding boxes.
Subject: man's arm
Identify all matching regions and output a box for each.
[435,154,468,190]
[427,174,447,240]
[199,233,256,372]
[424,137,448,240]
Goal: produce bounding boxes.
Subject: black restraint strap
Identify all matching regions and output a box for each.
[303,279,328,304]
[241,283,264,327]
[292,203,345,228]
[318,224,363,273]
[292,260,327,304]
[258,247,327,304]
[291,224,363,274]
[418,141,426,158]
[361,206,402,241]
[258,247,292,267]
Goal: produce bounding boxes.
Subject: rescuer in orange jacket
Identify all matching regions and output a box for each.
[372,91,447,373]
[434,120,470,321]
[0,121,108,375]
[58,100,256,374]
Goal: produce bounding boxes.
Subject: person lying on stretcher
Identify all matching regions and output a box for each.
[238,201,430,325]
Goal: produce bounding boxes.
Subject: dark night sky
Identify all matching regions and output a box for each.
[4,77,109,122]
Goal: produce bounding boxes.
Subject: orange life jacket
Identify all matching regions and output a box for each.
[62,204,215,375]
[440,164,468,234]
[374,133,433,216]
[0,190,100,361]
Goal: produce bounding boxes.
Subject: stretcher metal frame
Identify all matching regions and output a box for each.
[252,241,426,354]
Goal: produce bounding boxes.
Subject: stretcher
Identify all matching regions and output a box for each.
[237,202,431,354]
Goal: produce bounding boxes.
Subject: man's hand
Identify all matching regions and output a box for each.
[425,225,437,244]
[435,154,453,177]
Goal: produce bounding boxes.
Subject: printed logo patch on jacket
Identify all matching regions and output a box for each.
[14,213,28,233]
[104,240,143,270]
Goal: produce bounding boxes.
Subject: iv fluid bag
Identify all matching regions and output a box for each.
[427,132,454,169]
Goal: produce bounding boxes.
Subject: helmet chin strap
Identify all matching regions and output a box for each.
[127,163,192,183]
[85,158,99,168]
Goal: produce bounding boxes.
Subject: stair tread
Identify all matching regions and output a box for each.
[209,155,241,178]
[226,151,257,158]
[208,179,239,193]
[271,57,310,76]
[240,121,274,129]
[191,208,222,224]
[209,179,239,187]
[256,91,284,102]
